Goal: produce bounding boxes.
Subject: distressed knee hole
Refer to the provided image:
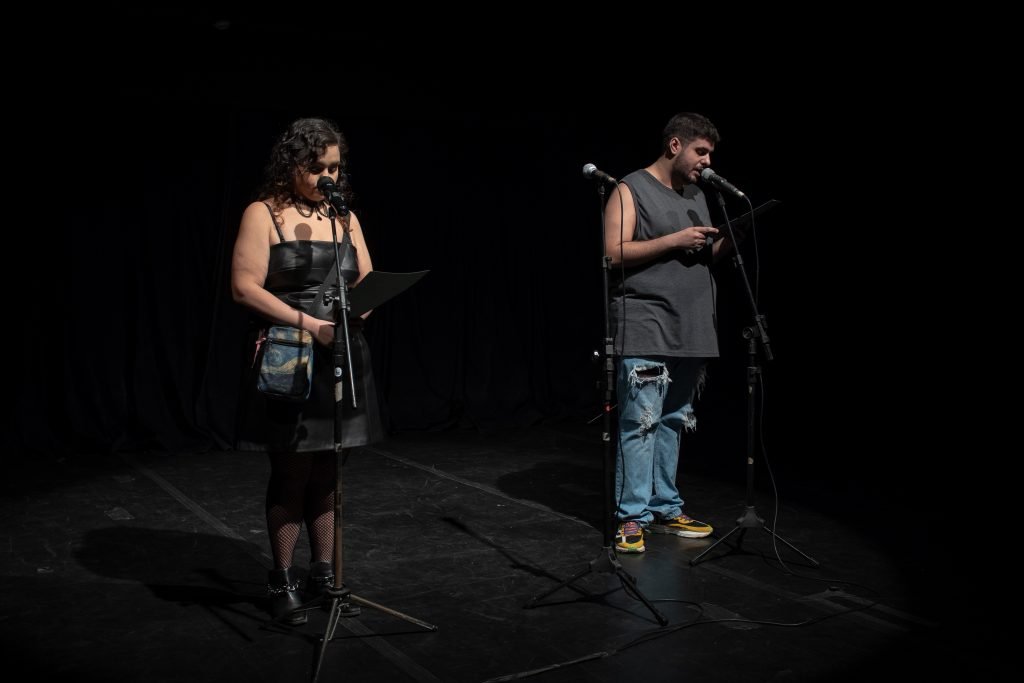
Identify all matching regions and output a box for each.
[639,406,655,434]
[628,365,670,391]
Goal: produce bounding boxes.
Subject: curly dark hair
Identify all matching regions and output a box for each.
[258,117,353,206]
[661,112,720,152]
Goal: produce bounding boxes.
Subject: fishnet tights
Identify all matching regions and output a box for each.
[266,451,337,569]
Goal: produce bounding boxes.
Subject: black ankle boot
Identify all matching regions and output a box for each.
[267,567,307,625]
[304,561,335,602]
[305,561,360,617]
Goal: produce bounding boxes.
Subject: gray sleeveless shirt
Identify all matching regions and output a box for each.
[610,169,719,358]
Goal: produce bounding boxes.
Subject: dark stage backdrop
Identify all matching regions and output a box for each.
[17,15,910,508]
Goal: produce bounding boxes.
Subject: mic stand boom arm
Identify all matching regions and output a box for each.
[714,192,772,361]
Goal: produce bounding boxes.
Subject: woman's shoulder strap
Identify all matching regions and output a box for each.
[261,201,286,243]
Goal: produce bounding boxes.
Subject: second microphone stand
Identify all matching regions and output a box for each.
[689,191,817,568]
[524,182,667,626]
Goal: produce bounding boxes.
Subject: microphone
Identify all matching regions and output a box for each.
[699,168,745,198]
[582,163,618,187]
[316,176,349,216]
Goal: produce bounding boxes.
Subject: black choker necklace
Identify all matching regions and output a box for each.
[295,199,329,221]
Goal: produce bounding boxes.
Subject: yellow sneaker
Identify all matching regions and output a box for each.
[648,514,712,538]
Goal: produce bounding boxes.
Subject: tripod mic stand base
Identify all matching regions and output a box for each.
[688,506,819,567]
[347,594,438,632]
[312,588,438,683]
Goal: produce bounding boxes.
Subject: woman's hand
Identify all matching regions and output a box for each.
[312,319,335,347]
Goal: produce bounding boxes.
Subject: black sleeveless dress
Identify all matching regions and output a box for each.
[235,224,385,453]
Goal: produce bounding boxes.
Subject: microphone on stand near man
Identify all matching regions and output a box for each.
[583,163,619,187]
[699,167,745,198]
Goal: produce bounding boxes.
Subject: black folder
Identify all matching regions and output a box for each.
[349,270,429,318]
[715,199,781,231]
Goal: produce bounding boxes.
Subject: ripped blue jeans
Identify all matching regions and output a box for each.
[614,356,706,525]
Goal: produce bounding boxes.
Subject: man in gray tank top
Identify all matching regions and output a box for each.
[604,112,739,553]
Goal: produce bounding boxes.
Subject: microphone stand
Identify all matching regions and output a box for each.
[689,191,817,568]
[310,203,437,683]
[524,182,667,626]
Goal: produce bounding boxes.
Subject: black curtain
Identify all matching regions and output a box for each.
[19,15,889,500]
